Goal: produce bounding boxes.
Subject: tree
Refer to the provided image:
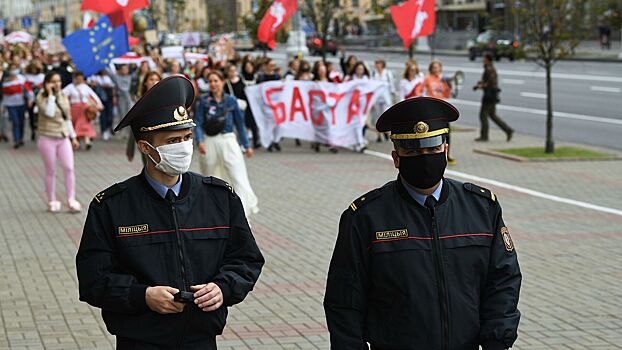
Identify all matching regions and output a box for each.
[515,0,587,153]
[302,0,338,61]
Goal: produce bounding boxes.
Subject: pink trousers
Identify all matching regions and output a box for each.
[37,135,76,202]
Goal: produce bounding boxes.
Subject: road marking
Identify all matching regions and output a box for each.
[590,86,621,93]
[363,149,622,217]
[520,92,547,99]
[271,52,622,83]
[450,99,622,126]
[502,79,525,85]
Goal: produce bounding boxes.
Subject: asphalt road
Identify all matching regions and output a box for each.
[262,48,622,151]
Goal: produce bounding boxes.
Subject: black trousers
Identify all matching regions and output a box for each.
[479,102,512,139]
[116,336,217,350]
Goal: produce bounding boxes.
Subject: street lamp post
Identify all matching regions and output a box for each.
[285,10,309,59]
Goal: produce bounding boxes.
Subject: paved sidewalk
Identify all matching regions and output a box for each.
[0,125,621,349]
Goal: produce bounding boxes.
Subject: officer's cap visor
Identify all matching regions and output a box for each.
[393,135,445,149]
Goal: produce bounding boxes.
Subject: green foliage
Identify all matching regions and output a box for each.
[514,0,587,67]
[243,0,272,40]
[302,0,338,59]
[497,147,612,159]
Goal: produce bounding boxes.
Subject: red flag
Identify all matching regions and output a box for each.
[81,0,148,32]
[390,0,435,48]
[257,0,298,49]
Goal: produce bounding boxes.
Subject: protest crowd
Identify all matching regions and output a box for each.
[0,33,458,214]
[0,37,457,153]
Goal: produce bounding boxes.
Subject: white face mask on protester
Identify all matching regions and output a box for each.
[145,139,193,176]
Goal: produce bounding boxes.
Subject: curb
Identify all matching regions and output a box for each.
[473,148,622,162]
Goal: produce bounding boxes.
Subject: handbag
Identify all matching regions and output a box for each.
[203,102,230,136]
[78,87,100,121]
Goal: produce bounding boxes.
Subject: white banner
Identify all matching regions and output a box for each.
[245,80,387,148]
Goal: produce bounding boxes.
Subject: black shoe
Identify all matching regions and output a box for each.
[474,137,488,142]
[313,143,320,152]
[18,140,24,146]
[13,143,19,149]
[295,139,301,146]
[506,130,513,142]
[253,143,261,149]
[329,147,338,154]
[267,144,273,152]
[273,143,281,152]
[86,143,92,151]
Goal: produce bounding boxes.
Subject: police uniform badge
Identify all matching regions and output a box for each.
[500,226,514,252]
[173,106,187,121]
[415,121,429,134]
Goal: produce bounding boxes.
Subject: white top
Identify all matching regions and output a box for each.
[399,76,425,101]
[62,83,103,107]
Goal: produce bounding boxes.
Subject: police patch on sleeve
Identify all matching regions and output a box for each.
[500,226,514,252]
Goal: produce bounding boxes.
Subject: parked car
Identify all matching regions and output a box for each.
[306,35,338,56]
[467,30,520,61]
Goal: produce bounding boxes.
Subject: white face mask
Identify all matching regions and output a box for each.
[145,139,193,176]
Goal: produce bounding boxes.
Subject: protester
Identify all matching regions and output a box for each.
[371,59,395,142]
[195,70,259,217]
[311,61,338,154]
[2,63,34,148]
[340,50,358,76]
[130,60,150,102]
[346,61,370,81]
[422,60,455,165]
[23,62,45,141]
[36,71,81,213]
[224,64,260,149]
[256,59,281,152]
[196,66,212,96]
[399,60,424,100]
[108,64,134,134]
[89,70,115,141]
[63,71,103,150]
[0,63,7,143]
[284,58,301,80]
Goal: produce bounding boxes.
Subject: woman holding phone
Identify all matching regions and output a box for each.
[36,71,81,213]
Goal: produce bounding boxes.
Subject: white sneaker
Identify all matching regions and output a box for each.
[68,199,82,213]
[102,131,111,141]
[48,201,61,213]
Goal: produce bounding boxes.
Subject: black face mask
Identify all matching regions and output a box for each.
[398,152,447,189]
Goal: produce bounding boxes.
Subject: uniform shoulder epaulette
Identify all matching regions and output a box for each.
[349,188,382,212]
[92,183,126,204]
[202,176,234,194]
[463,182,496,202]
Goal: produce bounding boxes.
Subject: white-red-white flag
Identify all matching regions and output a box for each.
[390,0,435,48]
[257,0,298,49]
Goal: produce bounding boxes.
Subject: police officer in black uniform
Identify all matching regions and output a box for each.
[76,76,264,349]
[324,97,521,350]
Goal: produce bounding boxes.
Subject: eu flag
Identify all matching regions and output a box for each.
[62,16,129,77]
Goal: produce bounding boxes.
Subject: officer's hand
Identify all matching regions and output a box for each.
[198,142,206,155]
[191,283,223,312]
[145,286,186,314]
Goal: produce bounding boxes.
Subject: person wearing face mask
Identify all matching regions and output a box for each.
[324,97,522,350]
[76,76,264,350]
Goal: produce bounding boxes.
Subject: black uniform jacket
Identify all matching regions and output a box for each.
[76,171,264,347]
[324,177,521,350]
